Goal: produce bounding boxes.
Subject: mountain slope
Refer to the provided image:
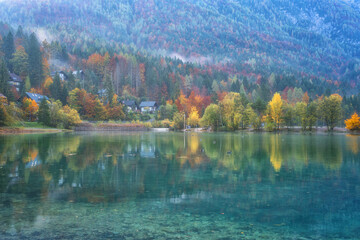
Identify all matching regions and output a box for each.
[0,0,359,79]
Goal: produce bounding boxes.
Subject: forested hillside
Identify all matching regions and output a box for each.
[1,0,360,131]
[0,0,359,82]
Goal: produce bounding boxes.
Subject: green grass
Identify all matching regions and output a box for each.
[12,122,56,129]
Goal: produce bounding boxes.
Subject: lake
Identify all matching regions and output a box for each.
[0,132,359,239]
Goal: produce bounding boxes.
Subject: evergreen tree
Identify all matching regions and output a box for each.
[60,84,68,105]
[0,104,8,126]
[104,74,114,105]
[24,76,31,92]
[38,98,51,126]
[3,32,15,71]
[0,60,10,97]
[27,33,43,87]
[15,26,24,39]
[50,74,62,100]
[11,46,29,77]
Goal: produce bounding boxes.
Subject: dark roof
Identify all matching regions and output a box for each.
[9,73,22,82]
[25,92,49,104]
[122,100,137,107]
[139,101,157,107]
[51,71,68,79]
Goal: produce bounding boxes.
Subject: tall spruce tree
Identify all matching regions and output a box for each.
[38,98,51,126]
[104,73,114,105]
[3,32,15,71]
[50,74,62,100]
[27,33,43,87]
[0,60,10,97]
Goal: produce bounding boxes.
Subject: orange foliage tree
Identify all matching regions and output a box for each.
[87,53,105,78]
[345,113,360,131]
[23,97,38,121]
[175,90,211,117]
[69,88,108,120]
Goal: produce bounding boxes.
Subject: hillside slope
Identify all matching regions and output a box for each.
[0,0,359,79]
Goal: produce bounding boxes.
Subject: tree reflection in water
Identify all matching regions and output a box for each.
[0,132,359,238]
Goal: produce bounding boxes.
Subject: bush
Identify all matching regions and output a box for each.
[265,122,275,132]
[152,119,172,128]
[172,112,185,130]
[140,114,151,121]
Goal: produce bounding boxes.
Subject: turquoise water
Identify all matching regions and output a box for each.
[0,132,359,239]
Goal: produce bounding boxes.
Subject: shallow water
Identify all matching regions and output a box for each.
[0,132,359,239]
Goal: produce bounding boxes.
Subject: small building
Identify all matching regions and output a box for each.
[122,100,138,112]
[98,89,106,98]
[0,93,7,103]
[25,92,49,104]
[139,101,157,113]
[51,71,68,81]
[72,70,85,81]
[8,73,22,92]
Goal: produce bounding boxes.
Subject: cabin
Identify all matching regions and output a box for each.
[139,101,157,113]
[25,92,49,104]
[72,70,85,81]
[8,73,22,92]
[122,100,138,112]
[51,71,68,81]
[0,93,7,103]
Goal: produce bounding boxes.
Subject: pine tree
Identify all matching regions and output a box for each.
[38,98,51,126]
[104,73,114,105]
[50,74,62,100]
[0,104,8,126]
[0,60,10,97]
[3,32,15,71]
[60,84,68,105]
[27,33,44,87]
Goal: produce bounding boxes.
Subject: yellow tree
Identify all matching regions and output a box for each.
[23,98,39,121]
[269,93,283,130]
[318,94,343,131]
[187,107,200,127]
[345,113,360,130]
[220,92,244,130]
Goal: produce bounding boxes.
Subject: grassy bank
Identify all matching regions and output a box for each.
[0,122,64,135]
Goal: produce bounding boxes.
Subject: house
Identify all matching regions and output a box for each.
[98,89,106,98]
[51,71,68,81]
[72,70,85,81]
[139,101,157,113]
[8,73,22,92]
[122,100,138,112]
[0,93,7,103]
[25,92,49,104]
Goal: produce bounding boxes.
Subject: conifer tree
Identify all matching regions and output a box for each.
[3,32,15,71]
[50,74,62,100]
[38,98,51,126]
[0,104,8,126]
[27,33,43,87]
[0,60,10,97]
[104,73,114,105]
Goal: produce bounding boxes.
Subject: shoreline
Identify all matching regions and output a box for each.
[0,127,65,135]
[1,126,359,135]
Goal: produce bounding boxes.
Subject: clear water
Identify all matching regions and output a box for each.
[0,132,359,239]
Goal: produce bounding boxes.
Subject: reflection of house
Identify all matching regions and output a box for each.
[139,101,157,113]
[51,71,68,81]
[26,158,42,169]
[140,144,155,158]
[25,92,49,104]
[122,100,138,112]
[8,73,22,92]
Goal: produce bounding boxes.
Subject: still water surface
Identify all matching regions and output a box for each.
[0,132,359,239]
